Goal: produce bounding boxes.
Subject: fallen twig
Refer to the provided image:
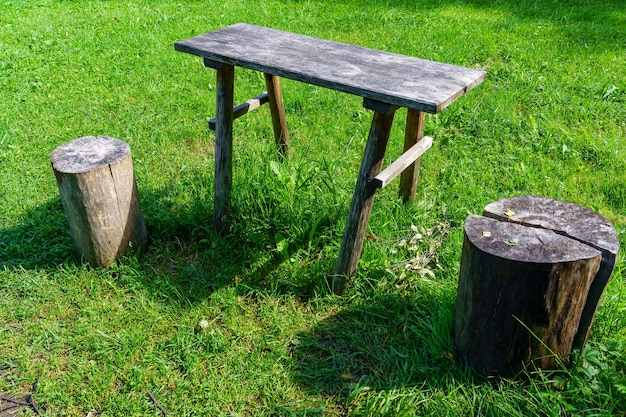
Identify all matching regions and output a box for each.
[31,378,39,393]
[146,391,167,416]
[0,403,21,413]
[0,395,29,406]
[27,376,41,415]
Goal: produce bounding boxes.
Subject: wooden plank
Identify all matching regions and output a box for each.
[213,65,235,235]
[372,135,433,189]
[363,98,399,115]
[399,109,426,202]
[333,109,396,295]
[264,74,290,158]
[175,23,486,114]
[208,92,269,130]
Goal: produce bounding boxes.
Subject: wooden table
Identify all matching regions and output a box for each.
[175,23,485,294]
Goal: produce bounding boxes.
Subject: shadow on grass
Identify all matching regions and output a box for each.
[289,290,465,399]
[279,0,624,67]
[286,0,624,46]
[0,197,76,270]
[0,180,338,305]
[135,182,341,305]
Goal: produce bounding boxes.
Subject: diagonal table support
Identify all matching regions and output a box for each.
[264,73,290,159]
[333,102,397,295]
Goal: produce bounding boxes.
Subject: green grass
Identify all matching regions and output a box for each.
[1,0,625,415]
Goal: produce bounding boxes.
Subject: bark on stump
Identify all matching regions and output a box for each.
[51,136,148,267]
[454,196,619,377]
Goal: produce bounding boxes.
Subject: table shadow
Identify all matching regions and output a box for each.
[289,293,465,399]
[0,182,337,306]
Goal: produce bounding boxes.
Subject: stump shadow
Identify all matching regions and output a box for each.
[0,197,76,270]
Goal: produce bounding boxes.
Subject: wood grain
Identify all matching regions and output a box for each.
[372,135,432,189]
[208,92,269,130]
[176,23,486,113]
[333,109,396,294]
[213,65,235,235]
[264,73,290,158]
[455,214,602,376]
[483,196,620,350]
[50,136,147,267]
[399,109,426,202]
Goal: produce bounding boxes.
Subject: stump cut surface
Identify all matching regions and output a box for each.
[51,135,131,174]
[454,196,618,377]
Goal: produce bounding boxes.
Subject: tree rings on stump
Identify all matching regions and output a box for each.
[454,196,618,377]
[51,136,148,267]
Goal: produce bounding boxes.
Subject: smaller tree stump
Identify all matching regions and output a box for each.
[454,196,619,377]
[51,136,148,267]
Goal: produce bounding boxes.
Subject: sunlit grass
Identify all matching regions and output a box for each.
[1,0,625,415]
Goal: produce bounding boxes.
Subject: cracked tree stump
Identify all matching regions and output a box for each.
[51,136,148,267]
[454,196,619,377]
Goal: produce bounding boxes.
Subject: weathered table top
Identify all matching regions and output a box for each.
[174,23,486,113]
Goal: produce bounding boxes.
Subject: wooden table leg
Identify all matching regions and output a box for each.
[264,73,290,159]
[213,64,235,235]
[333,105,397,295]
[399,108,425,203]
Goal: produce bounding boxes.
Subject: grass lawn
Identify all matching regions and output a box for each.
[1,0,625,415]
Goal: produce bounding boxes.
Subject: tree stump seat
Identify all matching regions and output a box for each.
[454,196,619,377]
[51,135,148,267]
